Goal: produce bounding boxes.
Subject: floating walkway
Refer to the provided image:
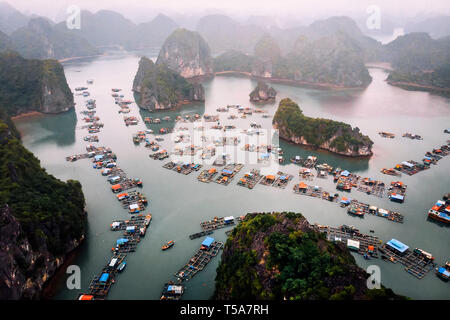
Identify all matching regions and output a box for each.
[379,241,436,279]
[175,240,224,282]
[313,224,381,258]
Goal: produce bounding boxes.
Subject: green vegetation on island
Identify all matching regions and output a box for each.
[0,51,74,115]
[273,98,373,157]
[0,51,85,299]
[133,56,205,110]
[214,212,405,300]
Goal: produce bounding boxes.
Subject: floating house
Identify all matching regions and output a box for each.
[389,193,404,203]
[201,237,214,250]
[386,239,409,255]
[347,239,360,251]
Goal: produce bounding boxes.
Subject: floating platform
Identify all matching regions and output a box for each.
[272,172,294,189]
[214,163,244,185]
[314,224,381,258]
[237,169,263,189]
[379,244,436,279]
[197,168,218,183]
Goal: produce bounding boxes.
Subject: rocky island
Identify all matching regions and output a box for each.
[133,56,205,111]
[0,51,74,115]
[273,98,373,157]
[156,28,213,79]
[249,81,276,102]
[214,212,405,300]
[0,53,86,299]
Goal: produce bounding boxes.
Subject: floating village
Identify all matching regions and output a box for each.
[68,81,449,300]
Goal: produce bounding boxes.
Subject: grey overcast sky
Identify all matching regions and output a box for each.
[5,0,450,22]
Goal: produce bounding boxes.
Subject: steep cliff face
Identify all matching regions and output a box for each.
[214,212,404,300]
[133,56,205,111]
[0,51,74,116]
[0,114,86,299]
[11,17,99,60]
[249,81,277,102]
[273,98,373,157]
[156,28,213,78]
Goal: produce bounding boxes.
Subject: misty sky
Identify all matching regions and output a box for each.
[5,0,450,24]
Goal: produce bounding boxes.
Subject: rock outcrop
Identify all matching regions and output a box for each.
[156,28,213,78]
[0,51,74,116]
[0,112,86,299]
[214,212,405,300]
[249,81,276,102]
[133,56,205,111]
[273,98,373,157]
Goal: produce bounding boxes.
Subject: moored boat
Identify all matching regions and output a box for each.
[162,240,175,250]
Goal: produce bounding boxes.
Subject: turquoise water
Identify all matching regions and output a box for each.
[14,54,450,300]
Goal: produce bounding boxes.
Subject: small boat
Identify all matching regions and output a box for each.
[162,240,175,250]
[117,261,127,272]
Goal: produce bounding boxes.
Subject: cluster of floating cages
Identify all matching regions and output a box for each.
[313,224,381,258]
[189,230,213,240]
[237,169,264,189]
[174,114,201,123]
[294,183,339,202]
[379,244,436,279]
[83,135,99,142]
[387,181,407,203]
[357,178,385,198]
[163,161,203,175]
[272,172,294,189]
[214,163,244,185]
[200,217,235,232]
[299,168,315,181]
[175,242,224,281]
[66,145,113,162]
[197,167,219,183]
[123,116,138,126]
[380,168,401,177]
[394,160,429,176]
[149,150,169,160]
[116,190,148,211]
[203,114,219,122]
[344,200,404,223]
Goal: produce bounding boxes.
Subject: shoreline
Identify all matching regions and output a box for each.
[59,53,106,63]
[42,235,86,300]
[278,135,373,159]
[10,111,44,120]
[213,71,368,90]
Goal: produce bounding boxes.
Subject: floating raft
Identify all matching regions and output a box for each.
[197,168,218,183]
[237,169,263,189]
[175,241,224,282]
[357,178,385,198]
[189,230,213,240]
[314,224,381,258]
[200,216,237,232]
[272,172,294,189]
[348,200,404,223]
[293,183,339,202]
[214,163,244,185]
[379,243,436,279]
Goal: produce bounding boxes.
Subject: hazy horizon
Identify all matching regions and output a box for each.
[3,0,450,26]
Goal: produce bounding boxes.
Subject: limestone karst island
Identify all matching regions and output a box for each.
[0,0,449,316]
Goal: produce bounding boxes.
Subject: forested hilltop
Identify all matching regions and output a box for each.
[0,51,74,115]
[0,52,86,299]
[133,56,205,110]
[214,212,406,300]
[273,98,373,157]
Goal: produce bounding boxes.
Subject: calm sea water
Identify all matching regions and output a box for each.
[14,53,450,300]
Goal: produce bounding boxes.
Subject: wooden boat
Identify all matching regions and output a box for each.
[162,240,175,250]
[117,261,127,272]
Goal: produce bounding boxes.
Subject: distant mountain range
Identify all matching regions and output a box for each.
[0,2,449,93]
